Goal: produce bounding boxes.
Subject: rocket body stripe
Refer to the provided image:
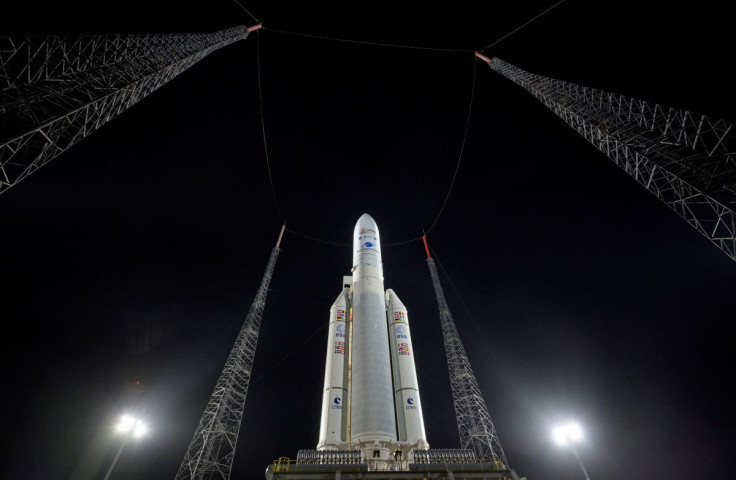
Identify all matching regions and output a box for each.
[317,289,349,449]
[350,214,397,444]
[387,289,429,449]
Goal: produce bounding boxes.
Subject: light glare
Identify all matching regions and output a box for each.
[115,415,147,438]
[133,423,147,438]
[553,422,583,445]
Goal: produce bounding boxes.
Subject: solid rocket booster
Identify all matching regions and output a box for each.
[350,214,397,445]
[317,289,349,449]
[386,289,429,449]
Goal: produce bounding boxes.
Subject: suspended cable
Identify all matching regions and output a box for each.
[430,244,498,360]
[285,227,351,247]
[426,59,477,234]
[384,236,423,247]
[253,321,329,383]
[256,31,283,221]
[265,27,472,53]
[231,0,260,23]
[285,227,422,248]
[481,0,566,51]
[416,364,452,403]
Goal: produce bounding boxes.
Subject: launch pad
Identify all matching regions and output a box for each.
[265,450,525,480]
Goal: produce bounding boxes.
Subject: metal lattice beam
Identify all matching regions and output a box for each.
[479,56,736,262]
[426,256,508,467]
[175,239,281,480]
[0,26,251,195]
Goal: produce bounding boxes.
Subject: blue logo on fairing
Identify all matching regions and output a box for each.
[407,398,414,405]
[406,397,417,410]
[332,396,343,409]
[364,242,374,248]
[334,397,341,405]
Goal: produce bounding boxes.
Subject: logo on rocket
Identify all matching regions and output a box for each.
[334,396,341,405]
[407,397,414,405]
[364,242,374,248]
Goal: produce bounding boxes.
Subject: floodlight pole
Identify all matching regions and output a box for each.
[102,439,128,480]
[568,443,591,480]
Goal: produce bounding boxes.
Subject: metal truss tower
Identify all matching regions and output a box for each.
[476,54,736,262]
[175,225,284,480]
[0,25,257,195]
[422,236,509,468]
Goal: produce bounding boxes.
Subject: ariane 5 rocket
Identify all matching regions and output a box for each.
[317,214,429,462]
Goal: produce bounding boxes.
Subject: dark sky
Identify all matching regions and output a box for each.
[1,1,735,479]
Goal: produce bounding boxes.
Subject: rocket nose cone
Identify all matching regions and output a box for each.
[357,213,376,226]
[354,213,379,235]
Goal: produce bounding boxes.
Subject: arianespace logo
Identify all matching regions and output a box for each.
[406,397,417,410]
[332,396,343,410]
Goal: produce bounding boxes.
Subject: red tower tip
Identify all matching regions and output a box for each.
[422,235,431,259]
[247,23,263,33]
[474,51,493,63]
[275,223,286,248]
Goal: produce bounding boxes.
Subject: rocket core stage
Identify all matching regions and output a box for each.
[317,214,428,464]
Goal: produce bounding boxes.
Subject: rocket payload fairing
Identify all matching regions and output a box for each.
[317,214,428,461]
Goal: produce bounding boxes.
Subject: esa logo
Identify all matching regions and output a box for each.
[396,325,407,339]
[405,397,417,410]
[335,324,345,338]
[331,396,343,410]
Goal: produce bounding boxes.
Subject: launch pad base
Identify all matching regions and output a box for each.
[265,461,525,480]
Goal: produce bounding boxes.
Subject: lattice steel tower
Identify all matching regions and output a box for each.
[422,236,509,468]
[476,54,736,262]
[176,225,284,480]
[0,25,257,195]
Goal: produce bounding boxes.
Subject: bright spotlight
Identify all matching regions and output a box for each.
[552,421,592,480]
[553,422,583,445]
[116,415,136,433]
[133,423,148,438]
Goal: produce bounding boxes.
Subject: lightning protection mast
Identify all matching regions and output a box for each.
[422,235,509,468]
[0,24,261,195]
[476,53,736,262]
[175,224,284,480]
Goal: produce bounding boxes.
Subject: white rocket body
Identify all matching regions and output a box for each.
[350,214,397,458]
[316,214,429,463]
[386,289,429,449]
[317,289,349,449]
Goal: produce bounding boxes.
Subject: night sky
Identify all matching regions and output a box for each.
[1,1,735,479]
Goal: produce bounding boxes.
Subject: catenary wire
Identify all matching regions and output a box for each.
[430,244,499,360]
[285,227,422,248]
[253,321,329,383]
[426,59,477,234]
[265,27,472,53]
[482,0,566,51]
[416,364,452,403]
[253,3,559,241]
[286,227,351,247]
[256,31,283,221]
[231,0,260,23]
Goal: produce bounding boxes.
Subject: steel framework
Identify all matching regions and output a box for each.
[175,226,283,480]
[424,238,508,467]
[0,26,252,195]
[479,55,736,262]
